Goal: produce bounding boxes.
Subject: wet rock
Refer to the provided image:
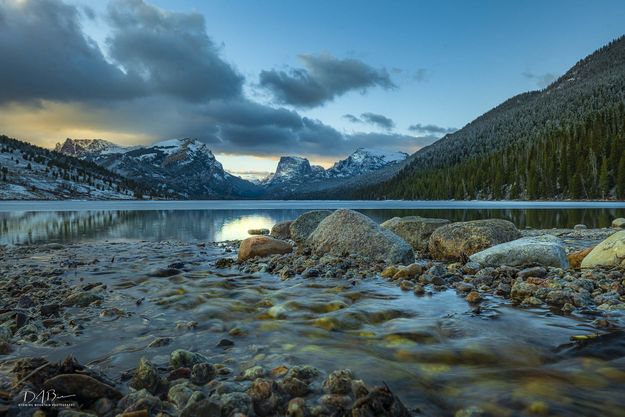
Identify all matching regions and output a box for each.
[270,221,293,240]
[169,367,192,381]
[248,228,270,236]
[286,397,309,417]
[289,210,333,245]
[191,363,216,385]
[93,397,115,416]
[351,379,370,398]
[170,349,209,369]
[612,218,625,229]
[57,411,94,417]
[238,236,293,261]
[381,266,399,278]
[574,224,588,230]
[63,292,102,307]
[168,383,194,408]
[469,235,569,268]
[180,398,222,417]
[428,219,520,261]
[40,303,61,316]
[322,369,353,395]
[465,291,482,303]
[581,231,625,268]
[320,394,352,409]
[392,263,423,280]
[517,266,547,279]
[308,209,415,265]
[148,337,173,348]
[43,374,121,401]
[240,365,266,380]
[0,341,12,354]
[221,392,252,416]
[217,339,235,348]
[280,377,309,398]
[130,357,160,393]
[568,247,594,269]
[380,216,450,252]
[148,268,182,277]
[351,385,411,417]
[285,366,319,382]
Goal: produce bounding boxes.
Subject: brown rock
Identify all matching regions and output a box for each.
[270,221,293,240]
[238,236,292,261]
[43,374,121,400]
[568,247,594,269]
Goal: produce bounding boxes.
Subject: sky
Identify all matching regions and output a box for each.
[1,0,625,175]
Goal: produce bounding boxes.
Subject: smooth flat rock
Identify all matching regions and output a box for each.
[469,235,569,268]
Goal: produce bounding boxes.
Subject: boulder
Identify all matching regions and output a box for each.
[380,216,450,252]
[248,228,270,236]
[43,374,122,400]
[308,209,414,265]
[270,221,292,240]
[568,247,594,269]
[289,210,332,245]
[469,235,569,268]
[428,219,520,261]
[238,236,292,261]
[581,231,625,268]
[612,218,625,229]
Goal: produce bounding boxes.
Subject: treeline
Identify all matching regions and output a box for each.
[357,103,625,200]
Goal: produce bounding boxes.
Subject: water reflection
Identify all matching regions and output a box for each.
[2,206,625,245]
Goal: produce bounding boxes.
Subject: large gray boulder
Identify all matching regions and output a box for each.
[380,216,450,252]
[469,235,569,268]
[308,209,415,264]
[289,210,332,245]
[428,219,520,261]
[270,221,293,240]
[581,230,625,268]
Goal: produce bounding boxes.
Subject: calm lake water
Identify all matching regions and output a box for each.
[0,201,625,244]
[2,200,625,245]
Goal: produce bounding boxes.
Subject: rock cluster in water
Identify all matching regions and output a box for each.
[234,209,625,315]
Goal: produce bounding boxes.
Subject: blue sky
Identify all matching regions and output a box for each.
[2,0,625,173]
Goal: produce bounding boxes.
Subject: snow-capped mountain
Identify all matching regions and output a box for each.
[260,148,409,196]
[55,138,261,199]
[54,138,133,159]
[327,148,408,178]
[263,156,327,185]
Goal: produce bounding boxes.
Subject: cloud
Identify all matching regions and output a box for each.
[342,114,362,123]
[360,112,395,130]
[408,123,456,135]
[259,54,396,108]
[106,0,243,101]
[0,0,429,162]
[522,71,558,89]
[0,0,146,104]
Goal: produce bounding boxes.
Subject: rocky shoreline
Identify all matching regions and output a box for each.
[0,209,624,417]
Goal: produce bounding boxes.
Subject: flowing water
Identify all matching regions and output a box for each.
[2,201,625,416]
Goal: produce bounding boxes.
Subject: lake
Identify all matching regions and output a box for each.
[1,200,625,245]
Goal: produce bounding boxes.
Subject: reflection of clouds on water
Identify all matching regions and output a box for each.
[1,206,625,245]
[216,215,276,241]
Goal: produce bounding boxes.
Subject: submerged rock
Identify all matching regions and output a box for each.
[238,236,293,261]
[428,219,520,261]
[380,216,450,252]
[130,357,160,393]
[581,231,625,268]
[270,221,293,240]
[170,349,210,369]
[351,385,411,417]
[308,209,414,265]
[469,235,569,268]
[289,210,332,245]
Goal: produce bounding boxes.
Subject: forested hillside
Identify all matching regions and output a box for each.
[0,135,157,199]
[355,35,625,200]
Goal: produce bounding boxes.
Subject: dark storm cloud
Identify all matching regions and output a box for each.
[106,0,243,101]
[360,113,395,130]
[522,71,558,89]
[259,54,396,108]
[0,0,146,104]
[408,123,457,135]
